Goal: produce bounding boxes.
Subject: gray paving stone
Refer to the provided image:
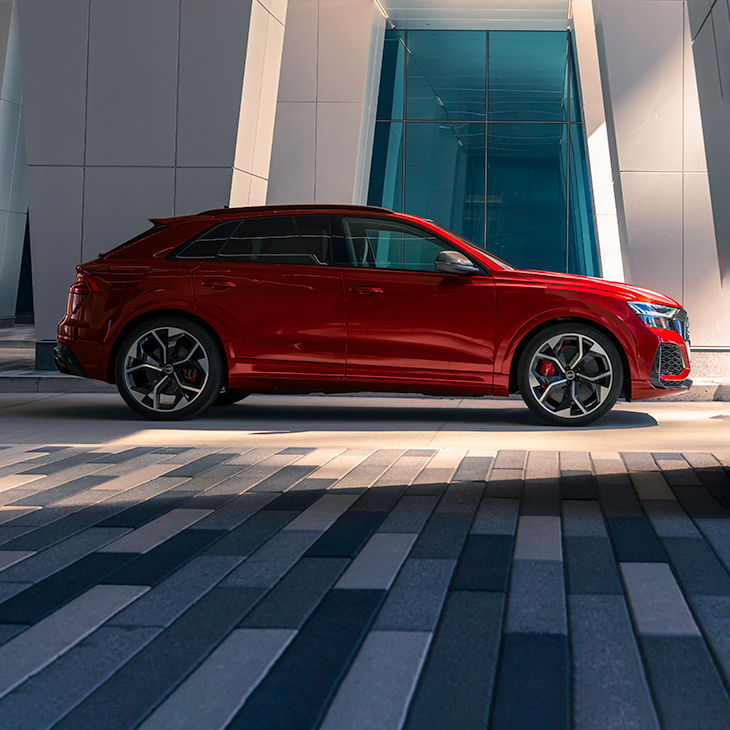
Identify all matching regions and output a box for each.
[332,449,404,490]
[248,464,318,492]
[452,455,492,482]
[485,468,523,498]
[204,510,297,556]
[505,560,567,635]
[525,450,559,479]
[282,494,358,532]
[493,450,526,470]
[691,595,730,688]
[662,537,730,596]
[435,481,483,514]
[521,478,561,515]
[0,582,31,602]
[562,500,608,537]
[470,497,519,535]
[410,512,474,560]
[621,562,700,636]
[0,624,26,644]
[0,625,159,730]
[513,515,562,561]
[622,452,659,472]
[643,500,702,538]
[0,584,148,698]
[569,594,659,730]
[374,452,433,486]
[374,559,455,632]
[321,630,431,730]
[139,628,295,730]
[378,495,439,533]
[0,550,34,573]
[565,537,622,595]
[187,492,277,531]
[695,518,730,573]
[336,533,416,590]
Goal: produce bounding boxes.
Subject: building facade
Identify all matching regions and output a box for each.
[0,0,727,373]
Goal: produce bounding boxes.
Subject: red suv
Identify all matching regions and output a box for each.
[56,204,691,425]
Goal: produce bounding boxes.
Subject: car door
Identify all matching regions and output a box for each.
[191,215,346,382]
[339,216,496,389]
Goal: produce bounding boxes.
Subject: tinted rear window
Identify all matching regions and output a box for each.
[175,221,240,259]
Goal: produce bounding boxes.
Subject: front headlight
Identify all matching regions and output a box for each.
[627,301,679,330]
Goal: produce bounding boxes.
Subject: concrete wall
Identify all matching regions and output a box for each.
[18,0,287,348]
[0,0,27,327]
[267,0,385,204]
[594,0,729,347]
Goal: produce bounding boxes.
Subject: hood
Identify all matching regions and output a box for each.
[499,269,681,307]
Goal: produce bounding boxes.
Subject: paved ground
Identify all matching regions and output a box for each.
[0,414,729,729]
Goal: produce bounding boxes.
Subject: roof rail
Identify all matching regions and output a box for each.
[197,203,393,216]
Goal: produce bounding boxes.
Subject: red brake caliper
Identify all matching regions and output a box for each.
[538,360,556,377]
[181,366,199,383]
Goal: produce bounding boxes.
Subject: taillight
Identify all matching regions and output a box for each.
[66,272,100,315]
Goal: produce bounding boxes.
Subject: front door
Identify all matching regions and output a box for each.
[339,216,496,389]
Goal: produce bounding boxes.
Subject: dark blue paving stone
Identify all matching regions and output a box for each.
[671,485,726,520]
[561,472,598,500]
[250,464,318,492]
[261,489,325,512]
[598,476,644,518]
[279,447,314,455]
[452,456,492,482]
[490,633,569,730]
[450,534,513,592]
[352,485,407,512]
[639,635,730,730]
[522,479,561,516]
[182,493,237,511]
[161,453,236,478]
[204,510,298,556]
[0,553,135,624]
[405,592,504,730]
[305,510,387,558]
[12,474,114,506]
[606,516,667,562]
[484,474,523,499]
[695,469,730,509]
[87,447,155,463]
[101,530,226,586]
[228,589,385,730]
[410,512,474,560]
[54,587,265,730]
[97,494,191,529]
[0,623,27,644]
[242,557,350,629]
[564,536,622,595]
[692,596,730,689]
[17,452,104,475]
[662,537,730,596]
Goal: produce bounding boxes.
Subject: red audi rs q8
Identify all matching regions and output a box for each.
[56,204,691,425]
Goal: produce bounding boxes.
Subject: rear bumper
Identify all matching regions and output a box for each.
[54,344,88,378]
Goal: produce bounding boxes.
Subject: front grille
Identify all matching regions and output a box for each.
[659,344,685,376]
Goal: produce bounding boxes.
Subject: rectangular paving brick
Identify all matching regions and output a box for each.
[261,489,325,512]
[0,584,147,699]
[188,492,276,531]
[607,516,667,562]
[662,537,730,596]
[161,453,235,478]
[378,495,438,533]
[205,510,298,557]
[642,500,702,538]
[630,470,675,500]
[282,494,358,532]
[335,533,416,590]
[691,595,730,688]
[330,450,403,490]
[485,469,523,498]
[0,551,34,572]
[562,500,608,537]
[525,451,558,479]
[493,450,526,470]
[513,515,562,561]
[321,630,431,730]
[405,592,503,730]
[305,510,387,558]
[410,512,474,560]
[564,536,622,595]
[451,534,513,592]
[505,560,567,635]
[248,464,318,492]
[452,455,492,482]
[471,498,519,535]
[521,478,561,516]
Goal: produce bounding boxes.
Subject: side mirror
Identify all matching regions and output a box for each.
[434,250,481,276]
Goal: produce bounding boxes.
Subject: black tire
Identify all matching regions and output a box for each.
[114,316,224,420]
[213,389,249,407]
[517,323,623,426]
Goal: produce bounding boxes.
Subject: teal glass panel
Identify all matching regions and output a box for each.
[376,30,405,120]
[488,32,569,121]
[568,124,600,276]
[569,40,580,123]
[405,122,485,246]
[406,31,486,121]
[487,124,568,271]
[367,122,403,211]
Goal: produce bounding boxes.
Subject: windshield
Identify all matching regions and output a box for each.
[440,227,515,270]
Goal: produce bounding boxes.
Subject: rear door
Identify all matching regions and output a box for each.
[339,216,496,389]
[190,215,346,382]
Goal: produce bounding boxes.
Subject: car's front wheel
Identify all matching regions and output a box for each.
[115,317,223,420]
[517,323,623,426]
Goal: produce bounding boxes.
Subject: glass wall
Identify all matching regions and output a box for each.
[368,30,600,276]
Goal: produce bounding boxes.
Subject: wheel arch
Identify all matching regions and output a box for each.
[107,309,229,386]
[507,316,632,399]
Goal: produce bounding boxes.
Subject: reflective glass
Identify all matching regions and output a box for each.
[376,30,405,120]
[568,124,599,275]
[487,124,568,271]
[367,122,403,211]
[405,122,485,246]
[406,31,486,121]
[488,32,569,121]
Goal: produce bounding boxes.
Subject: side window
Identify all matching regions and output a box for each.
[218,216,329,265]
[342,217,450,272]
[174,221,240,259]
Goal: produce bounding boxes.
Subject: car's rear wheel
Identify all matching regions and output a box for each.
[213,389,249,407]
[115,317,223,420]
[517,323,623,426]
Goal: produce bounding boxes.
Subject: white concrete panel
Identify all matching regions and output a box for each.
[249,173,268,204]
[17,0,88,166]
[177,0,252,168]
[315,101,363,203]
[599,1,684,172]
[318,0,375,103]
[0,97,19,210]
[683,6,708,172]
[619,171,683,303]
[269,0,289,26]
[230,168,253,206]
[82,167,175,263]
[267,101,316,203]
[251,14,285,179]
[277,0,317,102]
[85,0,178,166]
[683,172,730,345]
[27,166,84,340]
[175,167,233,216]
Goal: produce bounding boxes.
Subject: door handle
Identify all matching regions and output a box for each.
[201,280,236,289]
[349,286,384,295]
